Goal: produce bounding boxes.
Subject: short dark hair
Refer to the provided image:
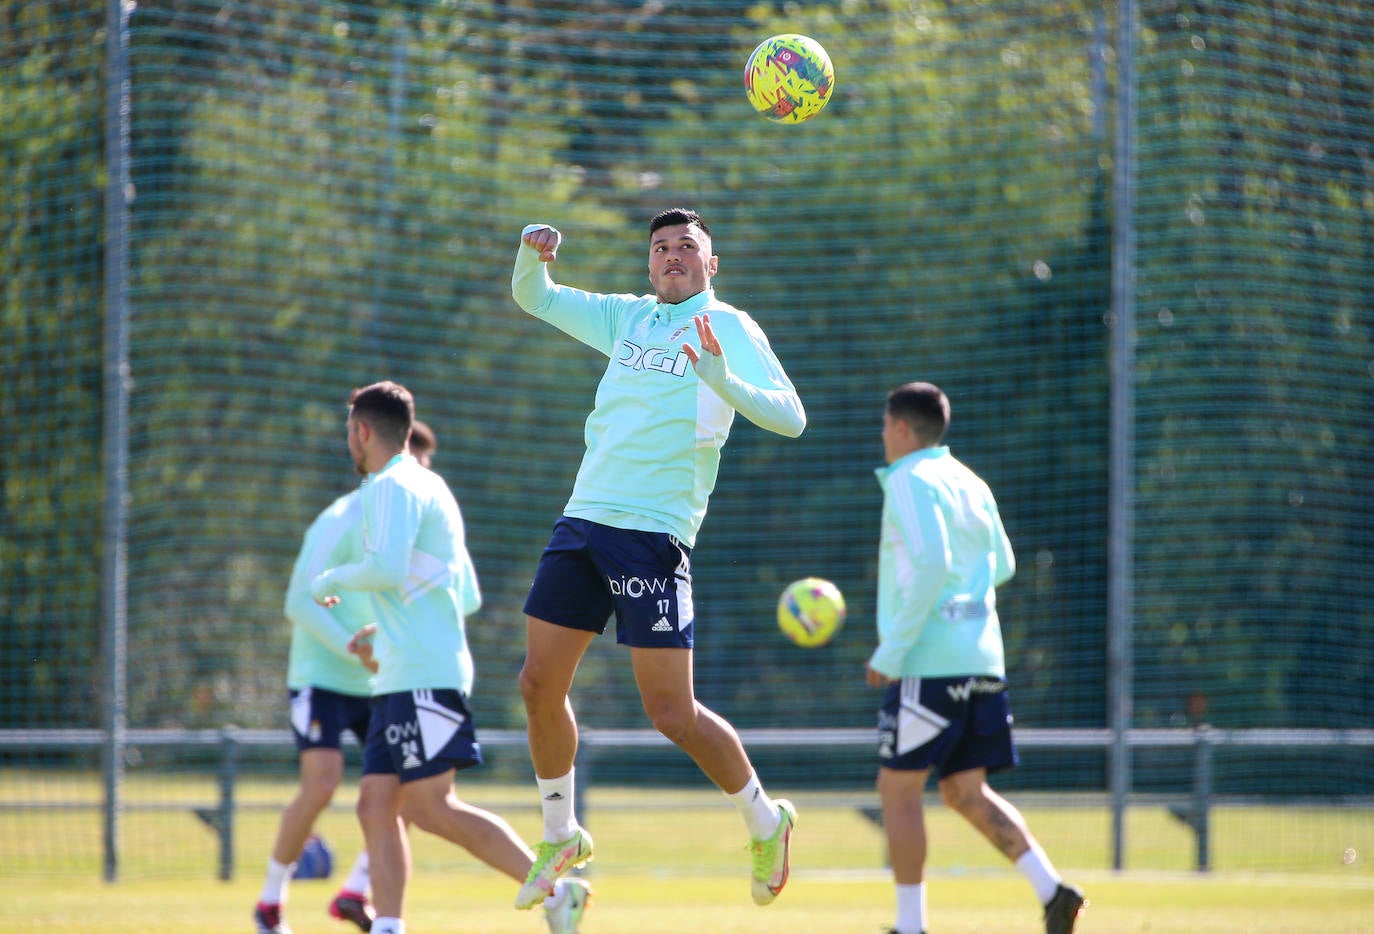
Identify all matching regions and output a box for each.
[886,382,950,445]
[649,207,710,238]
[348,381,414,447]
[408,419,436,457]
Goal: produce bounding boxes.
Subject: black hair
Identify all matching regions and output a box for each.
[886,382,950,445]
[348,381,414,447]
[649,207,710,238]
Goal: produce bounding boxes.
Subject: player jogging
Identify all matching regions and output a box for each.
[254,422,436,934]
[510,209,807,909]
[311,382,590,934]
[868,382,1086,934]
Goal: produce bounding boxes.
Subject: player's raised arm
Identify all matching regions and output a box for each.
[512,223,562,314]
[521,223,561,262]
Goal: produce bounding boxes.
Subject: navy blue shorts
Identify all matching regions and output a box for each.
[877,676,1018,778]
[289,687,373,753]
[523,517,695,649]
[361,689,482,783]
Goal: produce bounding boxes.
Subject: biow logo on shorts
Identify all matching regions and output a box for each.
[607,575,671,599]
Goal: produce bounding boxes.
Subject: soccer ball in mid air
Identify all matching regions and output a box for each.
[777,577,846,647]
[744,34,835,124]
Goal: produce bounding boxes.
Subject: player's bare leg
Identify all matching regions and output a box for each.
[938,768,1033,859]
[402,770,535,882]
[398,769,593,930]
[940,768,1085,932]
[631,645,796,905]
[273,748,344,864]
[356,773,409,922]
[878,766,931,883]
[519,617,596,779]
[256,748,345,932]
[516,617,598,909]
[630,645,752,790]
[878,765,932,934]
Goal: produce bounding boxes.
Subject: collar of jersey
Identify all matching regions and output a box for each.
[372,451,413,478]
[875,445,950,482]
[652,287,714,324]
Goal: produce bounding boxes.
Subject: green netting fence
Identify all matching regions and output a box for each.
[2,0,1370,880]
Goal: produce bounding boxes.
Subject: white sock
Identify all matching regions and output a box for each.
[1015,840,1062,905]
[537,768,578,842]
[727,771,780,840]
[341,850,370,895]
[895,882,927,934]
[259,857,294,904]
[372,918,404,934]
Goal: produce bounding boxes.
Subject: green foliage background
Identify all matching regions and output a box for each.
[2,0,1371,799]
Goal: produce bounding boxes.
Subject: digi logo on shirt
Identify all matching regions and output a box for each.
[616,339,691,377]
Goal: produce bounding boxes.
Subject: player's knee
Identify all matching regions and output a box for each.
[516,664,540,705]
[301,770,341,799]
[938,776,981,815]
[517,662,558,710]
[642,698,694,744]
[355,786,393,830]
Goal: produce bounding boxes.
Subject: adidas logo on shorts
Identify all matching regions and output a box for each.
[651,617,673,632]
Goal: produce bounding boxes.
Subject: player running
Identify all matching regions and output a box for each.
[310,381,590,934]
[254,421,436,934]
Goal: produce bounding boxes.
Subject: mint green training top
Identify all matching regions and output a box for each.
[311,453,481,697]
[512,229,806,547]
[284,489,375,696]
[870,446,1015,680]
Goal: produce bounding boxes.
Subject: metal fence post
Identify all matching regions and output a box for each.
[1107,0,1140,869]
[218,726,239,881]
[100,0,133,885]
[1193,724,1214,872]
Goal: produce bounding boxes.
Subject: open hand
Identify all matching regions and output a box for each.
[682,314,721,366]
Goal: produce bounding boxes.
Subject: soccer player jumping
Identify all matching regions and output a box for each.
[510,209,806,910]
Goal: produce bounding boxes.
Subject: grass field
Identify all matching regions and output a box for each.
[4,772,1371,932]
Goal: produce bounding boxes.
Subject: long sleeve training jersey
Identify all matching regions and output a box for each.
[284,489,375,696]
[513,232,805,547]
[311,453,481,696]
[870,446,1014,679]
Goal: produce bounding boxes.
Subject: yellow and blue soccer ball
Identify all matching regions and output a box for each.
[744,34,835,124]
[777,577,846,647]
